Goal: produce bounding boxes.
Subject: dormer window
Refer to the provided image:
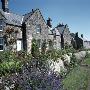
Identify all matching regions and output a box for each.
[36,24,41,33]
[0,20,3,31]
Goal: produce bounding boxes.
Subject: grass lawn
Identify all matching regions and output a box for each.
[83,57,90,65]
[63,56,90,90]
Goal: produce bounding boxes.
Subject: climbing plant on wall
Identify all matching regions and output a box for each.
[3,27,18,51]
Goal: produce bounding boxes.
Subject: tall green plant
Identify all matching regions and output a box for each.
[31,39,40,58]
[41,40,47,54]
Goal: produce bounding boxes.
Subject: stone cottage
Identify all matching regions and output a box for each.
[50,23,72,49]
[0,0,77,53]
[22,9,49,53]
[0,0,23,51]
[0,0,50,52]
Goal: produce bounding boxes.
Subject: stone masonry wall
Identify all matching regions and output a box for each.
[3,25,22,51]
[25,9,49,53]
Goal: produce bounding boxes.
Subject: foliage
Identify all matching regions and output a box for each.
[3,27,18,51]
[64,43,76,54]
[0,61,22,76]
[68,54,77,71]
[46,49,62,61]
[83,53,90,65]
[31,39,40,58]
[41,39,47,54]
[1,35,88,90]
[0,51,22,76]
[85,51,90,58]
[0,51,16,62]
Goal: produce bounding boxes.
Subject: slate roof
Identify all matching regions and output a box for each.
[4,12,23,26]
[52,28,60,36]
[0,9,23,26]
[23,9,39,23]
[0,8,49,27]
[23,12,33,23]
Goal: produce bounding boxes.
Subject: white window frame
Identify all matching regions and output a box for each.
[0,38,4,51]
[36,24,41,33]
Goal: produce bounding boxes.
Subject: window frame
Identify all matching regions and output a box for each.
[0,37,4,51]
[36,24,41,33]
[0,20,3,31]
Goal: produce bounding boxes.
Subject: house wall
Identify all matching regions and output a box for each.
[24,10,49,53]
[54,36,61,49]
[63,27,72,45]
[3,25,22,51]
[57,25,72,46]
[83,41,90,49]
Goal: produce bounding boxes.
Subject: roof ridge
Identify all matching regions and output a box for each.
[23,8,40,23]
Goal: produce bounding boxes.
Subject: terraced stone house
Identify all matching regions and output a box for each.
[50,23,72,49]
[0,0,74,52]
[0,0,50,53]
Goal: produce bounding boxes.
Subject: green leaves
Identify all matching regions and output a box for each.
[0,61,22,76]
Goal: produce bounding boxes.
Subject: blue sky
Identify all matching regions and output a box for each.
[0,0,90,40]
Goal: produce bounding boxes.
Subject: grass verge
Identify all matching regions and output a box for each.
[63,56,90,90]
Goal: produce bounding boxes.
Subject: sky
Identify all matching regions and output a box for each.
[0,0,90,40]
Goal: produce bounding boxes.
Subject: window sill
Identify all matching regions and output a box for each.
[36,32,40,34]
[0,50,3,51]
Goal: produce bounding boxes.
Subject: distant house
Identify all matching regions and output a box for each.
[51,23,72,49]
[71,33,83,49]
[83,41,90,49]
[81,35,90,49]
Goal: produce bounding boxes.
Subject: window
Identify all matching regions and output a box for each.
[0,38,4,51]
[0,20,3,31]
[36,24,41,33]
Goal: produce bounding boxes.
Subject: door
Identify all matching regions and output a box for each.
[17,40,22,51]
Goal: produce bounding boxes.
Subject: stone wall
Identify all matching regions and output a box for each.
[3,25,22,51]
[83,41,90,49]
[63,27,72,45]
[24,9,49,53]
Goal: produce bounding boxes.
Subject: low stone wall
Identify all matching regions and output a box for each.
[48,51,89,74]
[74,51,86,60]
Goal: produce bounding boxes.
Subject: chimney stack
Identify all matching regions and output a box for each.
[81,34,83,38]
[47,17,52,28]
[75,32,78,37]
[1,0,9,12]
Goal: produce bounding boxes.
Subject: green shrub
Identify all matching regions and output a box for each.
[31,39,40,58]
[69,54,77,70]
[46,49,62,61]
[0,51,34,76]
[0,60,22,76]
[85,51,90,58]
[41,40,47,54]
